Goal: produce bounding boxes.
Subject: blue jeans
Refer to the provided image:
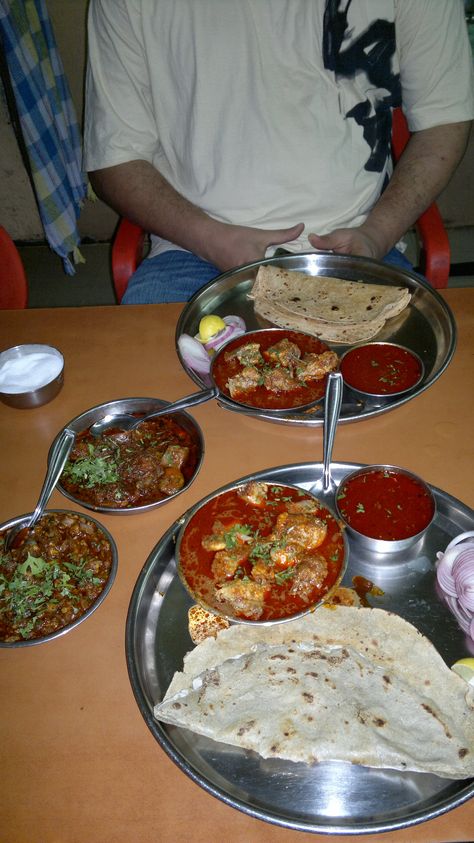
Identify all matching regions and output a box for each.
[121,247,416,305]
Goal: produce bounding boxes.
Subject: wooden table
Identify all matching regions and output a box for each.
[1,290,473,843]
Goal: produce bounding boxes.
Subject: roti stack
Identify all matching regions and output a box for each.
[154,606,474,778]
[250,266,412,343]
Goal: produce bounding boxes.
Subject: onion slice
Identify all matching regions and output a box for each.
[177,334,212,375]
[436,532,474,641]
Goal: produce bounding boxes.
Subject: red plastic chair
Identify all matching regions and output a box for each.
[111,108,450,301]
[0,225,28,308]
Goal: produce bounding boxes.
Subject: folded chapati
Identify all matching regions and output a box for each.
[250,266,411,343]
[154,606,474,778]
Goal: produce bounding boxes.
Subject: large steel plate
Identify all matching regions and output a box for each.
[126,462,474,835]
[175,253,456,426]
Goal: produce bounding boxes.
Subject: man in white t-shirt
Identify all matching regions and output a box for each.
[84,0,473,303]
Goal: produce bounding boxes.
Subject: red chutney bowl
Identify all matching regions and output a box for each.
[335,465,436,554]
[339,342,424,403]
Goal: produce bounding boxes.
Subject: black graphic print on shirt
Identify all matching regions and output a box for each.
[323,0,402,173]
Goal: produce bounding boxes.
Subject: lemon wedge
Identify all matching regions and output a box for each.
[451,658,474,685]
[198,314,226,343]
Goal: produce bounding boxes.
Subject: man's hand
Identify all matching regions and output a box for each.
[308,228,382,260]
[204,221,304,270]
[90,160,304,271]
[309,121,471,262]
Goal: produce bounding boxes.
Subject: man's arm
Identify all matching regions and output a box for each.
[89,161,304,270]
[308,121,472,259]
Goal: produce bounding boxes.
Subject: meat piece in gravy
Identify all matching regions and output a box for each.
[226,342,264,367]
[215,579,266,619]
[211,545,250,580]
[160,444,189,469]
[265,338,301,367]
[237,481,268,506]
[158,466,185,495]
[226,365,261,398]
[296,350,338,382]
[272,511,327,550]
[289,553,328,601]
[263,367,298,393]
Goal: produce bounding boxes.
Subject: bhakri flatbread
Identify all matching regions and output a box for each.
[154,606,474,778]
[250,266,411,343]
[253,295,388,343]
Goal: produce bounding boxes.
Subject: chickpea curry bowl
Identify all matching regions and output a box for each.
[0,509,117,646]
[176,480,348,624]
[56,398,204,514]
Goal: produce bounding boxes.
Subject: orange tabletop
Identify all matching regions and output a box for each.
[1,290,473,843]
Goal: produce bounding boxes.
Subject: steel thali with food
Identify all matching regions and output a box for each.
[175,253,456,426]
[126,461,474,835]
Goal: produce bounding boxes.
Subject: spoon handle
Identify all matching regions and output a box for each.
[131,387,219,426]
[323,373,343,492]
[28,428,76,530]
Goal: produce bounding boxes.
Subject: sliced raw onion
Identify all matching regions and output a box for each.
[222,315,246,331]
[177,334,211,375]
[453,549,474,612]
[194,314,246,353]
[436,532,474,641]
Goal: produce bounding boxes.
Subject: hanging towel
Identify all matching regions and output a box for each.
[0,0,87,274]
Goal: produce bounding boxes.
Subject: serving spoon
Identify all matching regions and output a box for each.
[3,427,76,552]
[89,388,219,437]
[310,371,343,511]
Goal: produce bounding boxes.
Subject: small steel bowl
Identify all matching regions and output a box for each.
[0,343,64,409]
[54,397,205,515]
[0,508,117,647]
[335,464,436,554]
[175,478,349,625]
[339,342,424,406]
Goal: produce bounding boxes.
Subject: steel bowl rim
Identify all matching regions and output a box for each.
[175,477,349,626]
[335,463,437,553]
[54,396,205,515]
[0,507,118,648]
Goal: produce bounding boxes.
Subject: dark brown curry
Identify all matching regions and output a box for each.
[60,416,200,509]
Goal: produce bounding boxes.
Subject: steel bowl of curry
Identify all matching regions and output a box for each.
[175,479,348,625]
[339,342,424,405]
[210,328,338,412]
[0,509,117,646]
[335,464,436,555]
[55,398,204,514]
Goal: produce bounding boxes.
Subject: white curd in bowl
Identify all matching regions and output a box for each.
[0,351,63,393]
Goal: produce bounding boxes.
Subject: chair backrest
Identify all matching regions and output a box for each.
[111,218,147,303]
[0,225,28,308]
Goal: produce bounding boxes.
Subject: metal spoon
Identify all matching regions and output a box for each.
[89,387,219,437]
[310,371,343,510]
[3,427,76,552]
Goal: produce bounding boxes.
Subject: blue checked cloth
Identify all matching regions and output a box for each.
[0,0,87,274]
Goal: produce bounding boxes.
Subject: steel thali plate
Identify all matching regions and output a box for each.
[126,461,474,835]
[175,253,456,426]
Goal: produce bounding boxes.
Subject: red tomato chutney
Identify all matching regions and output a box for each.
[340,343,422,395]
[336,468,435,541]
[178,482,346,622]
[211,329,338,410]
